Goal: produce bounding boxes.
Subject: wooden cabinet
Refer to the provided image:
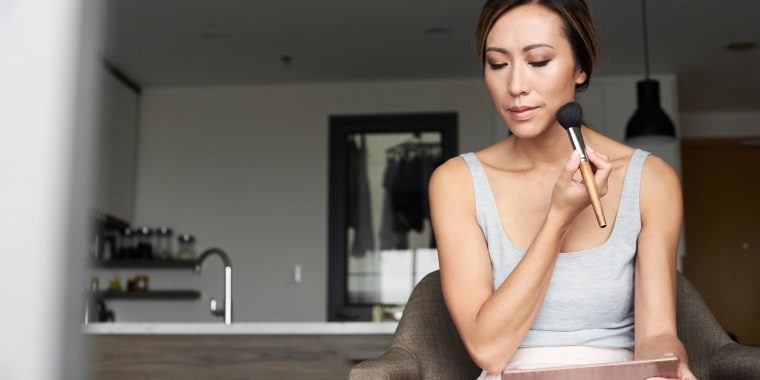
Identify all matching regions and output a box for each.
[89,334,392,380]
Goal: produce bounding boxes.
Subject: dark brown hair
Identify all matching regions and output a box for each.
[475,0,600,91]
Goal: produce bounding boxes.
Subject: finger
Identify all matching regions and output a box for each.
[585,147,612,194]
[586,145,609,161]
[586,147,611,172]
[559,149,582,183]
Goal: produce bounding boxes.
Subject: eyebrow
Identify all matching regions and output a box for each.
[485,43,555,55]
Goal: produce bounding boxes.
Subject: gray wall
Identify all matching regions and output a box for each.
[109,79,497,322]
[94,68,139,222]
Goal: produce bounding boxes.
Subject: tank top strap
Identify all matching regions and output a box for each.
[613,149,650,235]
[460,152,501,233]
[618,149,649,222]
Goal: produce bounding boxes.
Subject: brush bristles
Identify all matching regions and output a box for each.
[556,102,583,130]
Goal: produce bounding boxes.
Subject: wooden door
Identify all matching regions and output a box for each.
[681,138,760,345]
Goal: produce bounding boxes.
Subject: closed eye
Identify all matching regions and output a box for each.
[487,62,507,70]
[530,60,550,68]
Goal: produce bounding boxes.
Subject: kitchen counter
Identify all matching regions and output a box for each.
[83,321,398,335]
[88,322,397,379]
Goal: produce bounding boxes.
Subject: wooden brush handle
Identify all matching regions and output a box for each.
[579,161,607,228]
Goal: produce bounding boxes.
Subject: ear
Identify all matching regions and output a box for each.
[575,68,588,85]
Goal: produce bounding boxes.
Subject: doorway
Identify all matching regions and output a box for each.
[327,112,458,321]
[681,138,760,345]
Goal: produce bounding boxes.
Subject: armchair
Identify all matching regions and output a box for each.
[349,270,760,380]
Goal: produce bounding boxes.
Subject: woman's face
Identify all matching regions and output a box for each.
[484,4,587,138]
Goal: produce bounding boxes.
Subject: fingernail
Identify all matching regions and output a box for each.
[571,149,581,159]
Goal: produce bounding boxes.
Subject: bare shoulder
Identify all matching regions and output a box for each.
[429,154,473,200]
[428,153,486,246]
[641,154,681,193]
[639,153,683,224]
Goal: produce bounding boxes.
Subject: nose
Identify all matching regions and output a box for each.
[508,65,530,97]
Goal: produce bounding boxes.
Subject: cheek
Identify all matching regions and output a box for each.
[540,67,579,96]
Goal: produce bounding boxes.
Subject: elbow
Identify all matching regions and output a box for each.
[479,362,507,376]
[467,341,518,375]
[470,349,507,374]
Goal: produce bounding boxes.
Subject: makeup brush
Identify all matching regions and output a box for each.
[556,102,607,228]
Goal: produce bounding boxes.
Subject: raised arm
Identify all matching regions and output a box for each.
[429,149,611,373]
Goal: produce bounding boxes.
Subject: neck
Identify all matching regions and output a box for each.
[510,124,580,166]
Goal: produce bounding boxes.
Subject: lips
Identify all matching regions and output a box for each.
[508,106,538,121]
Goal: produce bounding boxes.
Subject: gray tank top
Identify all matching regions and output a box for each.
[461,149,650,350]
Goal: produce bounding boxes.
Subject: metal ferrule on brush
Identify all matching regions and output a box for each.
[567,128,587,162]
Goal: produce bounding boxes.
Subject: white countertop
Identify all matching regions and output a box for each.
[83,321,398,335]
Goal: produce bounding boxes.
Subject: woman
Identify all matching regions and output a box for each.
[428,0,696,379]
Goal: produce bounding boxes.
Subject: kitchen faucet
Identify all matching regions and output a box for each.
[194,248,232,324]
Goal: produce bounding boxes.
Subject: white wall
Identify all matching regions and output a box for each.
[119,75,681,322]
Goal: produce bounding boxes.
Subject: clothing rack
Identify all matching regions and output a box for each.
[385,141,441,158]
[347,133,367,149]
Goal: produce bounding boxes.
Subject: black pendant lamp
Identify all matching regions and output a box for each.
[625,0,676,143]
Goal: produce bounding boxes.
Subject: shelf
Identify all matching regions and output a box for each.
[92,259,197,269]
[98,290,201,300]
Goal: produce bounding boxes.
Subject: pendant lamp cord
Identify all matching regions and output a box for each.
[641,0,650,79]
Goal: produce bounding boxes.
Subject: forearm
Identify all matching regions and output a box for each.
[635,333,689,366]
[470,210,571,371]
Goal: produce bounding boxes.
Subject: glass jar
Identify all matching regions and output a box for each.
[155,227,173,259]
[133,274,149,292]
[136,226,153,259]
[177,234,196,260]
[119,227,136,259]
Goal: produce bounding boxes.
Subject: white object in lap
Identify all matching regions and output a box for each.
[476,346,634,379]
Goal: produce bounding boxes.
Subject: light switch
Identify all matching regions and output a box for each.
[293,265,302,284]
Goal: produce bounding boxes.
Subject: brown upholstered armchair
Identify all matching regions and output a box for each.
[349,270,760,380]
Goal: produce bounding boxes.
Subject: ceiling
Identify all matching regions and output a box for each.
[102,0,760,113]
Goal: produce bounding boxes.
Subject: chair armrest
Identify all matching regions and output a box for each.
[709,342,760,380]
[348,347,421,380]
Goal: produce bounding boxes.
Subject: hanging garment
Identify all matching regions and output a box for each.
[346,138,375,256]
[392,154,426,232]
[380,143,442,250]
[380,156,408,250]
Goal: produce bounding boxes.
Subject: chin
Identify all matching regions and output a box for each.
[505,122,551,139]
